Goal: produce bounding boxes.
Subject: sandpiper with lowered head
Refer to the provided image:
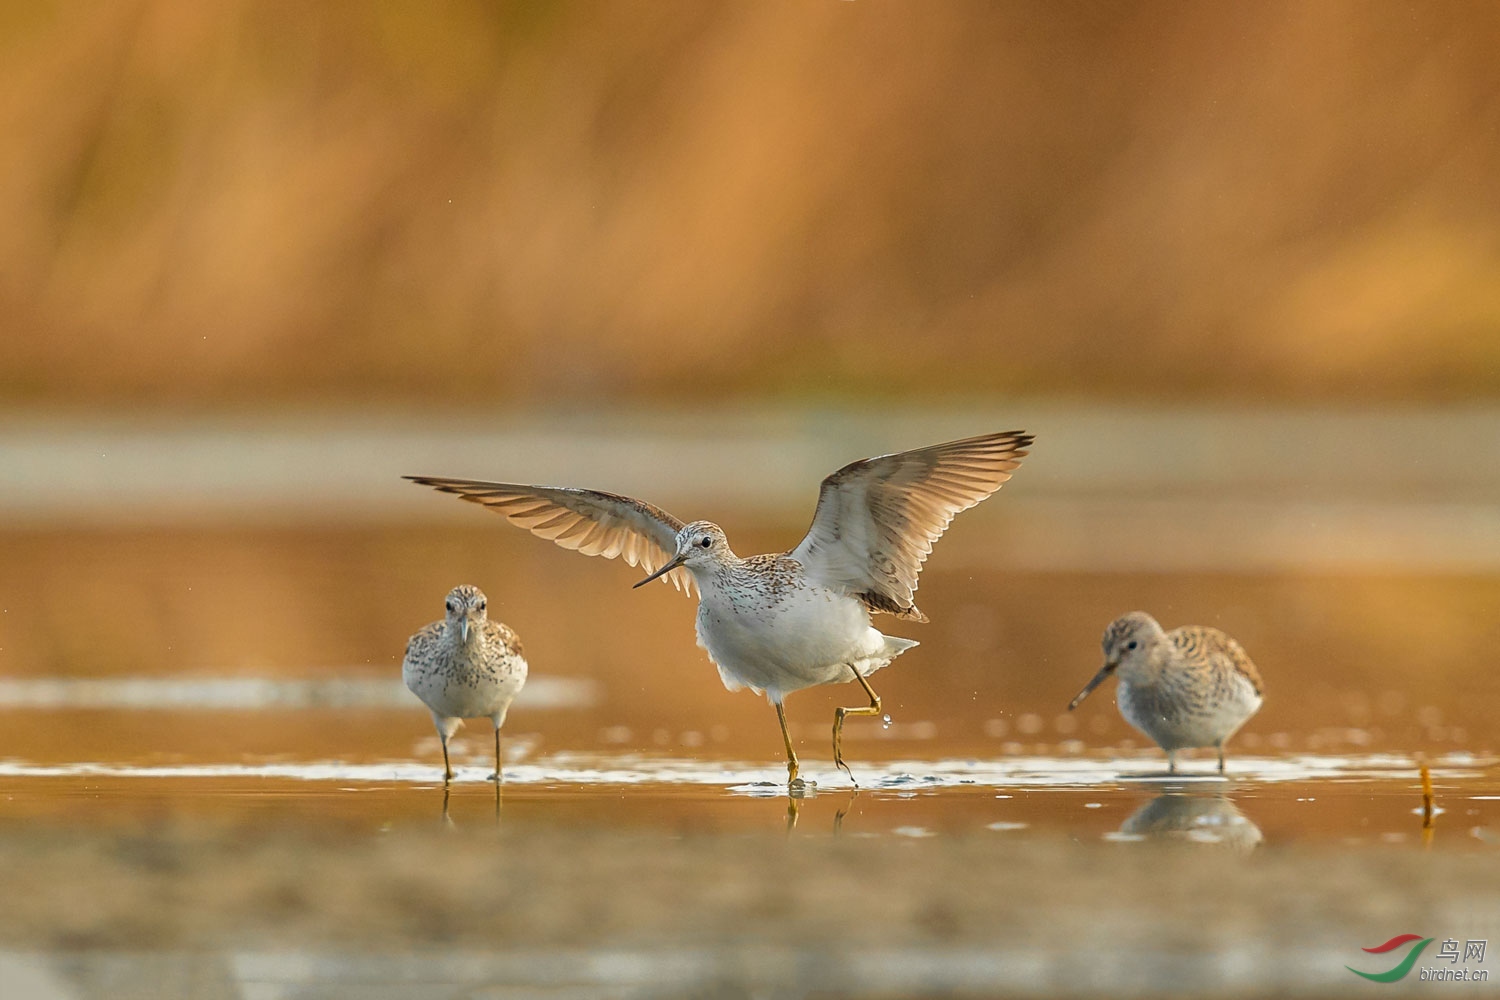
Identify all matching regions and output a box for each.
[1069,611,1263,774]
[403,584,528,783]
[407,431,1032,787]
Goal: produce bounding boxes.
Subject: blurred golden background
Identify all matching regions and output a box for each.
[2,1,1498,406]
[1,3,1497,773]
[4,9,1500,991]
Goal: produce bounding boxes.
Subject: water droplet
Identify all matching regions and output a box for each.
[881,714,892,729]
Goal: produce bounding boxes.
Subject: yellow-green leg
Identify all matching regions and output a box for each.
[434,714,459,783]
[776,701,800,785]
[833,667,882,783]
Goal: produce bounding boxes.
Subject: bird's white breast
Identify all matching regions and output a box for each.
[403,636,527,721]
[692,568,889,701]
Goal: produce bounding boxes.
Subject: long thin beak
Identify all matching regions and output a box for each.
[1068,662,1116,711]
[460,619,470,643]
[633,552,687,589]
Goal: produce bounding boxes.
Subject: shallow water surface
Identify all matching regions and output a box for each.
[2,523,1498,997]
[0,746,1495,999]
[1,741,1494,848]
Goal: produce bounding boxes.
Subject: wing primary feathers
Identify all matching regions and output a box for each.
[405,430,1032,611]
[403,476,695,596]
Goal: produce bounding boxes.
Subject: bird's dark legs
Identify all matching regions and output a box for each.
[491,726,503,782]
[833,667,882,784]
[1217,743,1226,774]
[441,737,454,783]
[775,701,800,786]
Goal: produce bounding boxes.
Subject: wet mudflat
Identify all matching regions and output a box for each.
[0,751,1496,998]
[0,777,1495,999]
[0,817,1488,999]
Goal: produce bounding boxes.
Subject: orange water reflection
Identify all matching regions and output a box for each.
[0,525,1495,767]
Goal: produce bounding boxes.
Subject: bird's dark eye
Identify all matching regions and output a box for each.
[445,602,455,613]
[476,601,485,612]
[700,536,712,547]
[1126,640,1138,651]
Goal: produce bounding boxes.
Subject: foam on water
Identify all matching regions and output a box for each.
[0,751,1489,789]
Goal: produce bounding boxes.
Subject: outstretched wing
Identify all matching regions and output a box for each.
[789,431,1033,621]
[404,477,695,595]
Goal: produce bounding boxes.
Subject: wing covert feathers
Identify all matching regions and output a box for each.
[789,431,1033,619]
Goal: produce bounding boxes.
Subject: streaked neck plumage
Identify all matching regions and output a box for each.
[685,547,746,596]
[676,522,744,597]
[444,619,483,652]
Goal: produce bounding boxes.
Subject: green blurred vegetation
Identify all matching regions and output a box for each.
[1,1,1497,406]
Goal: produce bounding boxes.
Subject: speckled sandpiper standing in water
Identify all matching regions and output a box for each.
[1068,611,1263,774]
[403,584,528,783]
[407,431,1032,787]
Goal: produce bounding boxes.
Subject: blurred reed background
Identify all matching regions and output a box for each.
[0,2,1497,767]
[1,1,1497,405]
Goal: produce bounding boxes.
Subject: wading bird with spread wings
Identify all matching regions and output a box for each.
[407,431,1032,787]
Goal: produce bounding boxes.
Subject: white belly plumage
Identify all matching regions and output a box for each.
[693,578,918,702]
[403,648,527,723]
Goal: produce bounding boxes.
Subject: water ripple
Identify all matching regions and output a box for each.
[0,752,1488,789]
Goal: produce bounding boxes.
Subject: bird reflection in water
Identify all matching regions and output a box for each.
[439,782,502,829]
[783,787,859,834]
[1115,793,1262,851]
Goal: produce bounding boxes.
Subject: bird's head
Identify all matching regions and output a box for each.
[1068,611,1166,710]
[444,584,488,643]
[632,521,731,588]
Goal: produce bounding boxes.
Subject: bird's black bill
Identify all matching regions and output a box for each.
[633,553,687,589]
[1068,664,1115,711]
